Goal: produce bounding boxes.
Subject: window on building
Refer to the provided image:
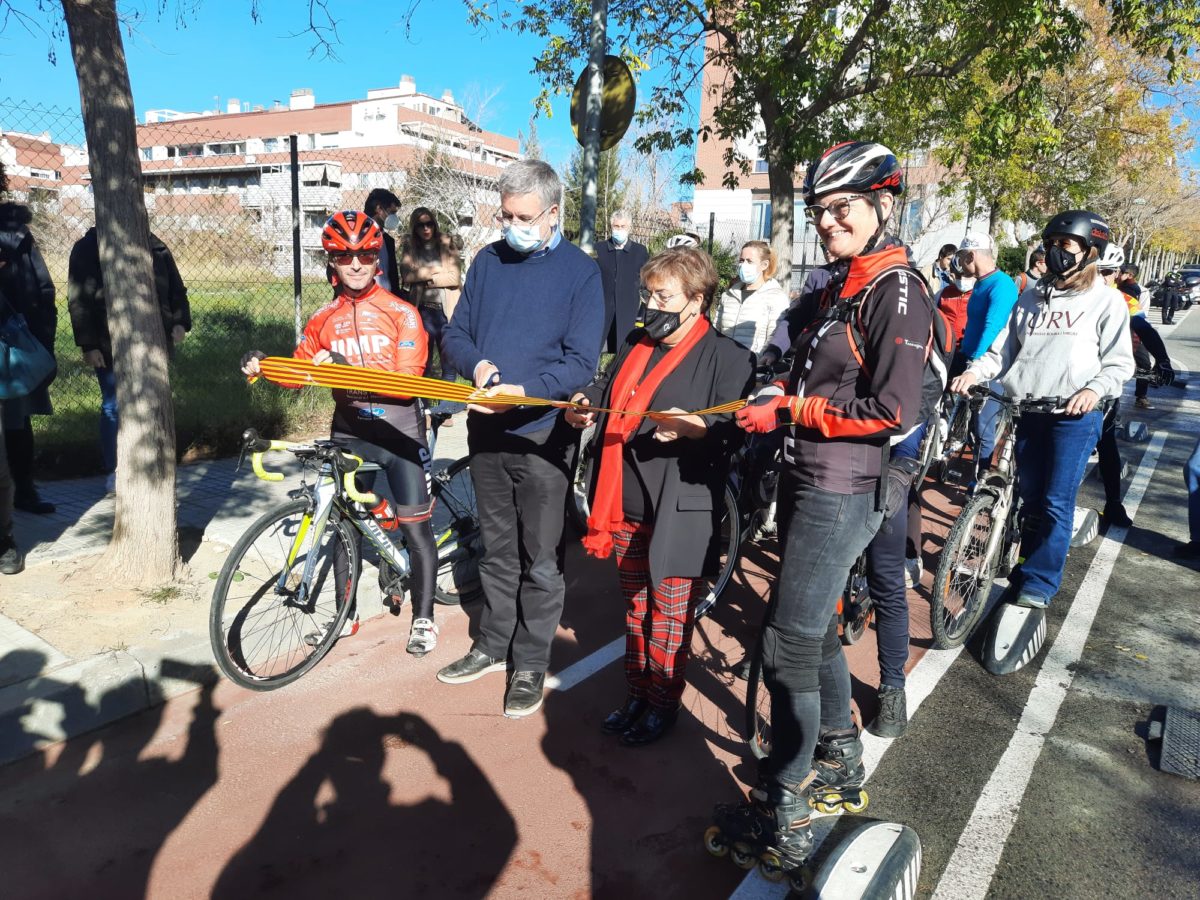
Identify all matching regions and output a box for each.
[262,137,280,153]
[751,201,772,240]
[754,145,769,174]
[140,148,153,161]
[167,144,204,158]
[207,141,247,156]
[899,198,923,243]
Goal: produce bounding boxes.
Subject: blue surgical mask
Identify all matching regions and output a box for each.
[738,261,761,285]
[504,221,546,254]
[611,229,628,246]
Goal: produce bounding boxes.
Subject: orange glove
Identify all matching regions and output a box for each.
[736,388,798,434]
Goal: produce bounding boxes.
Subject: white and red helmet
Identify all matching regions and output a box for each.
[802,141,904,204]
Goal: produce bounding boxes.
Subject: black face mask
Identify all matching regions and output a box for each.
[1045,244,1081,277]
[636,303,687,341]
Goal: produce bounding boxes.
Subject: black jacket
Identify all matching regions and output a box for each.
[0,203,56,354]
[580,324,753,585]
[67,227,191,368]
[381,232,401,299]
[595,238,649,354]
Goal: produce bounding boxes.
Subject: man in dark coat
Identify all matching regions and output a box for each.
[67,226,190,489]
[364,188,402,296]
[595,210,649,354]
[0,201,57,515]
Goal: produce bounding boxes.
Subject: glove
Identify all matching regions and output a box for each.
[883,456,921,520]
[1154,364,1175,387]
[736,385,793,434]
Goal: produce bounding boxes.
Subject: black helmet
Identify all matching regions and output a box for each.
[1041,210,1110,254]
[802,141,904,204]
[1119,262,1139,276]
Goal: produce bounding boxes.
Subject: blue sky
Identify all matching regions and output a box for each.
[0,0,695,199]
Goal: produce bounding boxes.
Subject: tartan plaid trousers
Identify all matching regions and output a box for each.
[612,524,702,711]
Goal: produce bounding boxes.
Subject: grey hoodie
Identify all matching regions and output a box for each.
[968,276,1134,402]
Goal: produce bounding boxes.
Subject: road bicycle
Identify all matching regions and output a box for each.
[927,387,1064,649]
[209,417,482,690]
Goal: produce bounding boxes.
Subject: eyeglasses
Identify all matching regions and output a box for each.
[495,206,552,226]
[329,250,379,266]
[638,288,687,308]
[417,220,435,229]
[803,194,869,224]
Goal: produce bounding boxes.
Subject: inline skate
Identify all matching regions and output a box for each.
[810,726,869,814]
[704,773,816,890]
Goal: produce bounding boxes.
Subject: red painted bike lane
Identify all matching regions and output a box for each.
[0,534,938,900]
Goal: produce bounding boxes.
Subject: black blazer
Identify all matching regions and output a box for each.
[580,324,754,585]
[595,238,650,354]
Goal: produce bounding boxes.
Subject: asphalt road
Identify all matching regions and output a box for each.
[1,310,1197,900]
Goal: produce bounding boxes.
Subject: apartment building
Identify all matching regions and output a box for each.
[2,76,521,273]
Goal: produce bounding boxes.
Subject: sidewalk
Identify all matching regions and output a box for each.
[0,421,470,766]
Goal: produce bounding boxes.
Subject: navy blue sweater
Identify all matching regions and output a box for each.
[444,235,604,435]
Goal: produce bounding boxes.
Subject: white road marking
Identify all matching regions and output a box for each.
[545,636,624,693]
[930,430,1168,900]
[729,631,974,898]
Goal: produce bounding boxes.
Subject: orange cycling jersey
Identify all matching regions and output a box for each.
[296,282,427,377]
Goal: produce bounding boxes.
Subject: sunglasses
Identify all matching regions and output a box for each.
[329,250,379,266]
[803,194,869,224]
[417,220,435,229]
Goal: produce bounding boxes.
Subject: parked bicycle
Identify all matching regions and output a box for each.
[927,387,1064,649]
[209,416,481,690]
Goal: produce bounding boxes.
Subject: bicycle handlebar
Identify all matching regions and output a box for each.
[241,429,378,504]
[965,386,1065,413]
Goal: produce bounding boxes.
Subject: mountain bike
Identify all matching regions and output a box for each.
[209,421,482,691]
[927,387,1063,649]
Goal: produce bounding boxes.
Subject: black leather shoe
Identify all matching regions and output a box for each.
[504,671,546,718]
[436,648,505,684]
[13,489,55,515]
[600,696,647,734]
[619,706,678,746]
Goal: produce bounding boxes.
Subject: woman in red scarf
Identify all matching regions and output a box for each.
[566,247,753,746]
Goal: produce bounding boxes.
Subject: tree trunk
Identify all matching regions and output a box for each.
[988,199,1000,240]
[760,99,796,290]
[63,0,180,585]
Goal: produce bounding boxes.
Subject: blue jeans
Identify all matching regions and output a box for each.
[764,475,883,785]
[866,423,925,689]
[418,305,459,385]
[1013,410,1105,603]
[96,366,119,474]
[1185,436,1200,543]
[974,383,1004,466]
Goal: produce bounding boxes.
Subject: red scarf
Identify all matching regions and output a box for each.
[583,316,711,558]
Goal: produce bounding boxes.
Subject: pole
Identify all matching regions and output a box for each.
[290,134,303,344]
[708,211,716,253]
[577,0,609,254]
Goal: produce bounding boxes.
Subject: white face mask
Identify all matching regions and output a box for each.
[611,229,628,246]
[738,261,762,285]
[383,212,400,232]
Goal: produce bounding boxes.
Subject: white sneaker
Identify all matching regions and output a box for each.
[904,557,923,588]
[304,613,359,647]
[407,617,438,657]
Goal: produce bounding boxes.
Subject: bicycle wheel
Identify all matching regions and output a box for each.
[567,422,597,534]
[929,491,999,649]
[210,498,360,690]
[839,554,872,646]
[694,483,741,620]
[744,635,771,760]
[430,456,484,605]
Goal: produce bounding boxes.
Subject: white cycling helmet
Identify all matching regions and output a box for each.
[664,232,701,249]
[1098,243,1125,271]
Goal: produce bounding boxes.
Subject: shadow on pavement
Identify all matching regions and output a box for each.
[0,657,219,898]
[211,707,517,899]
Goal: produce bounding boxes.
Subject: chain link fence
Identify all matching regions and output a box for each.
[2,98,787,475]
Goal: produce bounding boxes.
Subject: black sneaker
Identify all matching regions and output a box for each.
[0,540,24,575]
[503,671,546,718]
[867,684,908,738]
[1102,504,1134,529]
[13,489,54,515]
[436,648,506,684]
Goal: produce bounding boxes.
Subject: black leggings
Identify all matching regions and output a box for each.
[332,416,436,621]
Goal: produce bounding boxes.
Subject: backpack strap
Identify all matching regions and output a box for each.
[844,263,936,376]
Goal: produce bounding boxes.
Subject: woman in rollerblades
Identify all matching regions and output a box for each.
[707,141,933,885]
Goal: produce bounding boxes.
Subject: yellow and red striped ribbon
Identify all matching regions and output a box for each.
[255,356,747,419]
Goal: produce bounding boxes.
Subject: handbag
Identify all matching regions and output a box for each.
[0,296,57,400]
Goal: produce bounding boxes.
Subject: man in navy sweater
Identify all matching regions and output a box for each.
[438,159,604,717]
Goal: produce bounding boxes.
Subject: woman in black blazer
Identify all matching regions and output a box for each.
[567,247,753,746]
